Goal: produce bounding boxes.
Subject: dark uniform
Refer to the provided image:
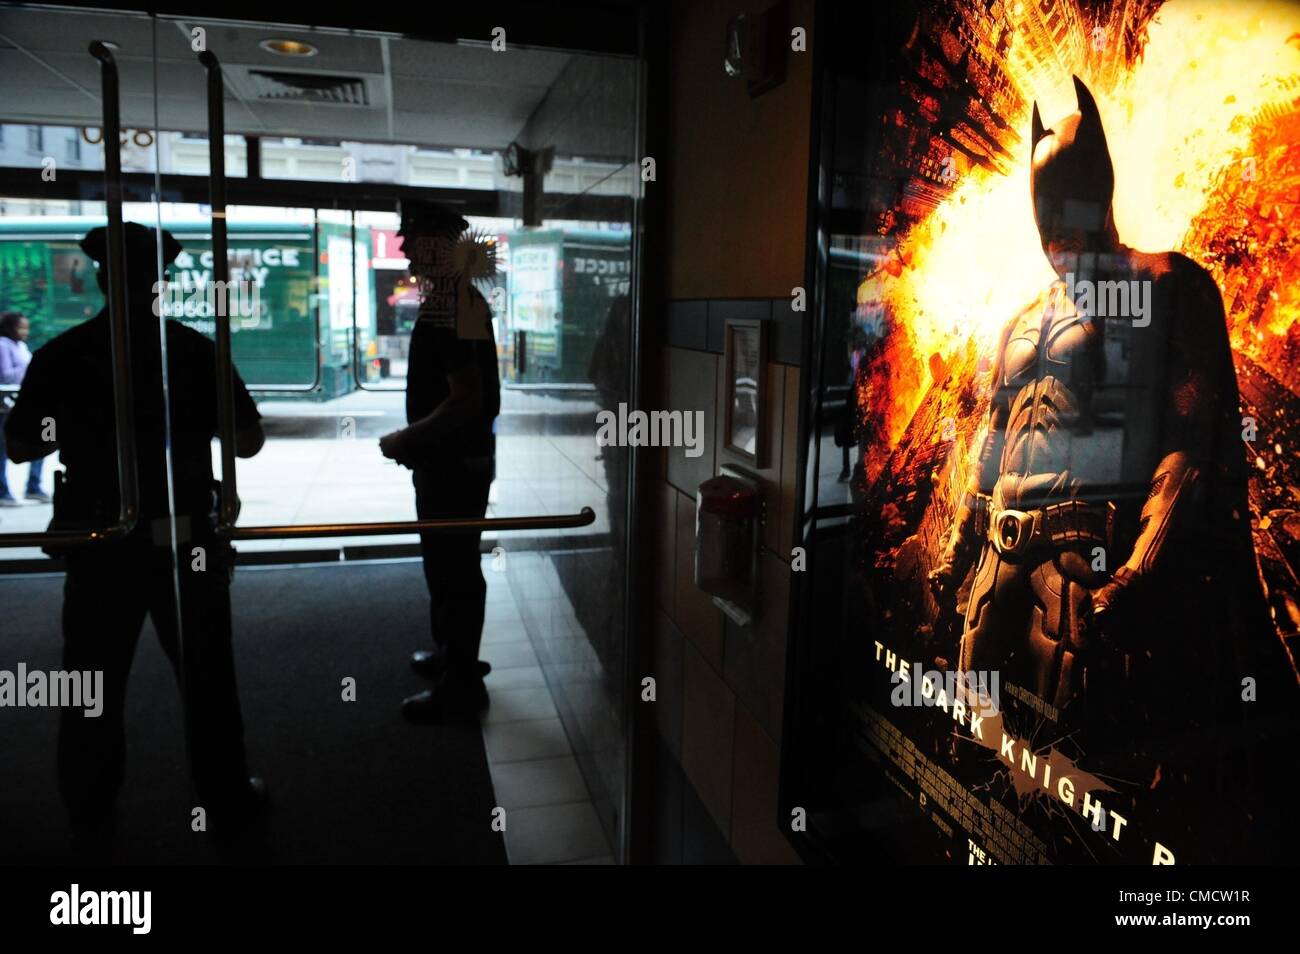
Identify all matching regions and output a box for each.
[4,224,262,836]
[406,282,501,679]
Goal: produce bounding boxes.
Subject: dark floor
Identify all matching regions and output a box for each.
[0,561,507,864]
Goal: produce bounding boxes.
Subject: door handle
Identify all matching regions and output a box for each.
[0,42,140,549]
[198,49,241,530]
[216,507,596,541]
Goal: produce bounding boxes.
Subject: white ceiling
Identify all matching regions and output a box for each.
[0,8,575,149]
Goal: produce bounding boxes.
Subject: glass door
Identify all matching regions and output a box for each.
[2,6,644,865]
[149,15,643,862]
[0,4,197,854]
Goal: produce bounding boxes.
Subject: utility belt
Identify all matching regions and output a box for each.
[977,494,1114,558]
[44,470,230,561]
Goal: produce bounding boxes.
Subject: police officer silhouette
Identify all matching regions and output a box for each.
[379,201,500,723]
[3,222,267,849]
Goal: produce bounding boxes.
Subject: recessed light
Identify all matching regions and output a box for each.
[260,38,317,57]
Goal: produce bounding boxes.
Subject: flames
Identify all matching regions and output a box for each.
[856,0,1300,459]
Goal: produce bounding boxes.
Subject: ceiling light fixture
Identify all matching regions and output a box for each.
[260,38,318,57]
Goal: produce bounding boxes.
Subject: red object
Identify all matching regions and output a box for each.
[697,476,758,519]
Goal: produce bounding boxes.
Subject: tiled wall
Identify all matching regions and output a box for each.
[647,302,803,864]
[646,0,814,864]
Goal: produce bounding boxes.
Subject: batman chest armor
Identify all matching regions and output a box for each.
[996,293,1103,505]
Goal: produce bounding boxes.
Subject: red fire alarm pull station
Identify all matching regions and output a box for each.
[695,467,762,626]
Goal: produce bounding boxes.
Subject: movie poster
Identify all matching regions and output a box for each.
[837,0,1300,864]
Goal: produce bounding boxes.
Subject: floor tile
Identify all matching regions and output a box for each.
[503,802,610,865]
[481,640,539,670]
[481,623,529,645]
[483,717,571,764]
[484,664,547,690]
[489,755,589,809]
[485,687,559,724]
[485,601,525,623]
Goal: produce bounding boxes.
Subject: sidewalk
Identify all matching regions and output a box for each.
[0,388,612,563]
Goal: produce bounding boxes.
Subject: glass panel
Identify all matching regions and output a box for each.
[161,21,642,858]
[3,6,643,864]
[497,48,640,854]
[260,139,498,188]
[0,3,191,857]
[357,207,515,392]
[0,5,174,564]
[0,124,247,175]
[148,203,318,388]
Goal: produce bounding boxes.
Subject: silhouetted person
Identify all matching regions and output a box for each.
[3,223,268,850]
[68,258,85,295]
[0,311,46,503]
[379,201,500,723]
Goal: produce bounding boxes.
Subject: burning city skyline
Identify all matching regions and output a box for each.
[853,0,1299,454]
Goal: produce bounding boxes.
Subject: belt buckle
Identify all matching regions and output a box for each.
[993,509,1034,556]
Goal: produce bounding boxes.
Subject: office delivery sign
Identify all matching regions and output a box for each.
[162,243,309,333]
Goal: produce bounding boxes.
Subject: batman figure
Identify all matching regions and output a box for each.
[927,76,1294,862]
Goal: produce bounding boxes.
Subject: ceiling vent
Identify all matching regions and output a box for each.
[247,70,369,106]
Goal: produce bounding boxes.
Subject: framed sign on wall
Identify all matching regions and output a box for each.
[723,318,766,466]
